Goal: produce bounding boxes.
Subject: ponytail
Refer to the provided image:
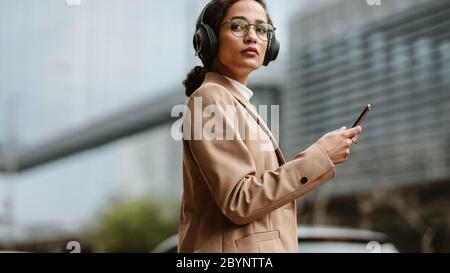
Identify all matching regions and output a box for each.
[182,66,208,97]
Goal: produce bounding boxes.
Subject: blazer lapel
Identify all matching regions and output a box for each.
[203,72,287,165]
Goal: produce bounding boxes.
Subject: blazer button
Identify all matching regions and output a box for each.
[300,177,308,185]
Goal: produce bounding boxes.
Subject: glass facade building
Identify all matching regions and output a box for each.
[282,0,450,197]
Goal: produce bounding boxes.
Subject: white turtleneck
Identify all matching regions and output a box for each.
[223,75,254,101]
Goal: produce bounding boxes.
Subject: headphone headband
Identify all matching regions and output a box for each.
[197,2,210,26]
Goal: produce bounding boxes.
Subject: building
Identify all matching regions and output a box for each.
[283,0,450,252]
[0,0,202,243]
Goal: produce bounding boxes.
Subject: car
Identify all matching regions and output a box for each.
[151,225,399,253]
[294,225,398,253]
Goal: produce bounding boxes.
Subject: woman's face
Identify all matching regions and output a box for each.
[214,0,270,78]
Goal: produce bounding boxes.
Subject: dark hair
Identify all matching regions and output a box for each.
[182,0,273,97]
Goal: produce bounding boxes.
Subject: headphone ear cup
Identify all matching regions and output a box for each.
[193,26,208,64]
[263,35,280,66]
[193,32,201,55]
[193,24,217,67]
[203,24,218,66]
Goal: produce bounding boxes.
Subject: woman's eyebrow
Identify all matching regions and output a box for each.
[230,15,267,24]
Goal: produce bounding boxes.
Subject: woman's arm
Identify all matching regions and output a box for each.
[184,84,336,225]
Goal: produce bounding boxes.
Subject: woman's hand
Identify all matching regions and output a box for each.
[316,126,362,165]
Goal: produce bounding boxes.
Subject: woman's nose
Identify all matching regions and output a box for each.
[244,26,258,44]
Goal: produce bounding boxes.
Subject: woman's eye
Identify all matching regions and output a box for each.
[231,23,245,31]
[256,26,268,34]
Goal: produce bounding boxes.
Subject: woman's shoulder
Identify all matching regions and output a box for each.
[188,81,235,105]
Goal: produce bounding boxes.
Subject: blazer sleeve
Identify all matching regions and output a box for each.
[184,83,336,225]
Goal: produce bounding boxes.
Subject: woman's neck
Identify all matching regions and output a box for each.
[211,60,249,86]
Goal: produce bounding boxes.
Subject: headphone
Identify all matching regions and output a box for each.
[193,2,280,67]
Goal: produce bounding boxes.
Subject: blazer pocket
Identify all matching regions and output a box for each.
[235,230,280,248]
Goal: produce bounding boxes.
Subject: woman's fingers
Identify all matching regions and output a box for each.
[343,126,362,138]
[320,126,363,164]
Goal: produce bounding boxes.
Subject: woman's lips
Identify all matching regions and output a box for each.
[241,51,258,58]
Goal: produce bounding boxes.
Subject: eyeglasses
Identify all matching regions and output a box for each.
[221,18,275,41]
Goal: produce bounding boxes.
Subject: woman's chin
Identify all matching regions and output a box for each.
[239,60,261,70]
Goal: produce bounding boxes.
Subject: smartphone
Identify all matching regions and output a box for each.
[352,104,372,128]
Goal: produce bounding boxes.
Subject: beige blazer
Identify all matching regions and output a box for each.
[178,72,336,253]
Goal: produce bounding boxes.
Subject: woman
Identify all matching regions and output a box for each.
[179,0,362,253]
